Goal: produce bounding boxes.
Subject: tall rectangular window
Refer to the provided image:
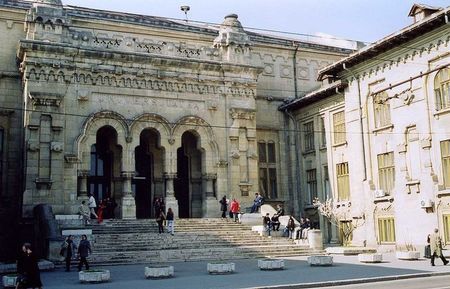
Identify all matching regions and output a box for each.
[434,68,450,111]
[378,152,395,194]
[374,93,391,128]
[333,111,346,145]
[441,140,450,188]
[303,121,315,151]
[444,214,450,245]
[258,141,277,199]
[336,162,349,201]
[377,217,396,243]
[306,169,317,204]
[320,117,326,148]
[323,165,330,199]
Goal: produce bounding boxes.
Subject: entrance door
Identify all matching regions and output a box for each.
[134,145,153,219]
[175,131,202,218]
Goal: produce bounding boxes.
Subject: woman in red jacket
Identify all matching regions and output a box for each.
[230,198,240,222]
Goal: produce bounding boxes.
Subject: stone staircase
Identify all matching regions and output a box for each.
[61,218,322,265]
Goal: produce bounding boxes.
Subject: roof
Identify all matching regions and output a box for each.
[318,6,450,80]
[279,80,347,111]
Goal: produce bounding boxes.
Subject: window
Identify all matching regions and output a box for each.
[377,217,396,243]
[441,140,450,189]
[258,141,277,199]
[333,111,346,145]
[444,214,450,245]
[374,93,391,128]
[378,152,395,194]
[306,169,317,204]
[320,117,326,147]
[323,165,330,199]
[336,162,349,201]
[303,121,315,151]
[435,68,450,111]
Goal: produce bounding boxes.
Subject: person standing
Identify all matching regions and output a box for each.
[156,210,166,234]
[77,235,92,272]
[430,228,449,266]
[97,199,106,224]
[61,235,77,272]
[16,243,42,289]
[230,198,240,222]
[166,207,175,235]
[88,193,98,219]
[219,196,228,219]
[78,201,90,225]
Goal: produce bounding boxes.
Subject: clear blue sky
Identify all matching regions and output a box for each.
[61,0,449,43]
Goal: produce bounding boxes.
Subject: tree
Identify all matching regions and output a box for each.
[313,198,365,246]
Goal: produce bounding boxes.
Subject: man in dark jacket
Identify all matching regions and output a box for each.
[77,235,92,271]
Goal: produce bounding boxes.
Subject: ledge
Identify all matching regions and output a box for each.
[437,189,450,198]
[332,141,347,148]
[326,246,377,255]
[434,107,450,119]
[373,196,394,203]
[372,124,394,134]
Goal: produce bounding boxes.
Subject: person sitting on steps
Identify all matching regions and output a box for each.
[250,193,264,213]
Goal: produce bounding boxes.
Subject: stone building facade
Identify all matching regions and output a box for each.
[0,0,351,251]
[284,4,450,249]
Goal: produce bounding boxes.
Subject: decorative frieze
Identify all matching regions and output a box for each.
[28,92,63,107]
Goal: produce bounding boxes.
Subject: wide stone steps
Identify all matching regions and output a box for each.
[59,218,321,266]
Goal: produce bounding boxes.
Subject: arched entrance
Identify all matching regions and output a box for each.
[87,126,122,203]
[175,131,203,218]
[133,129,164,219]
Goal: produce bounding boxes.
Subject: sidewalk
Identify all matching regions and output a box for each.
[32,253,450,289]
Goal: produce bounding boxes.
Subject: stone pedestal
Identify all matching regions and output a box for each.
[396,251,420,260]
[207,262,235,274]
[308,230,323,250]
[203,197,219,217]
[2,275,18,288]
[165,173,178,217]
[121,195,136,219]
[79,270,110,283]
[145,266,174,278]
[307,255,333,266]
[358,253,383,263]
[258,259,284,270]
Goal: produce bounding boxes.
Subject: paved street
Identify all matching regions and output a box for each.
[320,275,450,289]
[34,253,450,289]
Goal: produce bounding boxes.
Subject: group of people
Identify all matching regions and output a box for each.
[262,204,285,236]
[155,207,175,235]
[60,235,92,272]
[219,196,241,222]
[78,194,117,225]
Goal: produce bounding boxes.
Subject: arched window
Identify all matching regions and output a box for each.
[435,68,450,111]
[373,93,391,128]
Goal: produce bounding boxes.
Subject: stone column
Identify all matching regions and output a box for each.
[164,173,179,218]
[121,171,136,219]
[77,170,89,200]
[203,173,218,217]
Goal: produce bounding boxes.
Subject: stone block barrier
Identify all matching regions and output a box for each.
[79,269,110,283]
[258,259,284,270]
[358,253,383,263]
[396,251,420,260]
[145,265,174,279]
[307,255,333,266]
[207,262,235,274]
[2,275,18,288]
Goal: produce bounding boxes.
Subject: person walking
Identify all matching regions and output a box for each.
[166,207,175,235]
[78,201,90,225]
[77,235,92,272]
[219,195,228,219]
[16,243,42,289]
[88,193,98,219]
[229,198,240,222]
[156,210,166,234]
[61,235,77,272]
[430,228,449,266]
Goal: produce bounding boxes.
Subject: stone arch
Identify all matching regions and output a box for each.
[171,115,219,174]
[76,110,129,171]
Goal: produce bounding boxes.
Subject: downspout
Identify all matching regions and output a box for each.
[285,109,302,217]
[293,42,300,99]
[343,63,367,181]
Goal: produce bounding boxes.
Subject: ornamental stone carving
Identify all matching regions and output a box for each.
[51,142,63,152]
[213,14,252,48]
[27,141,40,152]
[230,150,240,159]
[229,108,256,120]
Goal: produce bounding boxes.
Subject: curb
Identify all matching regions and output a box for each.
[244,271,450,289]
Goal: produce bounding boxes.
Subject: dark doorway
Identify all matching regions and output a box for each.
[133,129,160,219]
[175,131,202,218]
[87,126,119,203]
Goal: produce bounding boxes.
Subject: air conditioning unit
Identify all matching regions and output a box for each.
[420,199,434,208]
[374,190,386,198]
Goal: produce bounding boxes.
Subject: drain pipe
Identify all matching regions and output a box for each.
[343,63,367,181]
[284,108,302,217]
[293,42,300,99]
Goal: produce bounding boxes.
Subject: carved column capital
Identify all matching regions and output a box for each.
[121,171,135,179]
[203,173,217,180]
[78,170,90,177]
[164,173,177,180]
